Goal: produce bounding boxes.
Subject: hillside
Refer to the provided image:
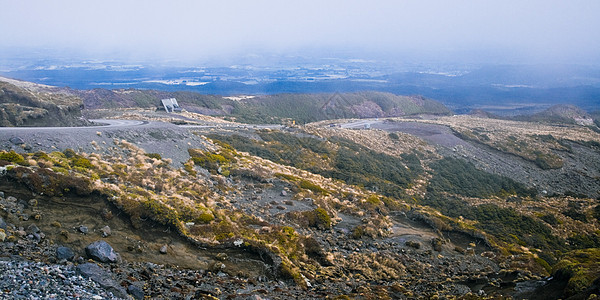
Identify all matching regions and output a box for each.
[229,92,451,124]
[0,78,598,298]
[74,88,451,123]
[1,111,599,298]
[514,104,595,125]
[0,77,89,127]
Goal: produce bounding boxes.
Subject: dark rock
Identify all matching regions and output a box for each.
[0,217,6,230]
[32,233,42,242]
[9,137,25,145]
[23,144,32,151]
[85,240,120,263]
[77,263,128,298]
[56,246,75,261]
[26,224,40,234]
[128,284,145,300]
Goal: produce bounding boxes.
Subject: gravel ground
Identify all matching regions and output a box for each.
[0,258,121,299]
[0,120,212,166]
[371,120,600,198]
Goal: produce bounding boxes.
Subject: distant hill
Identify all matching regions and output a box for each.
[230,92,451,124]
[72,88,229,115]
[0,77,89,127]
[468,109,501,119]
[514,104,594,125]
[74,88,452,124]
[590,111,600,127]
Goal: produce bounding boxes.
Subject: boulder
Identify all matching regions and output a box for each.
[100,226,111,237]
[77,263,128,298]
[159,244,168,254]
[9,137,24,145]
[85,240,120,263]
[78,225,88,234]
[26,224,40,234]
[128,284,145,300]
[56,246,75,261]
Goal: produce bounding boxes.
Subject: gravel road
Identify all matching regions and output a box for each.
[0,120,213,165]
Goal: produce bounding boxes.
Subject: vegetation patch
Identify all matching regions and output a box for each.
[428,157,536,198]
[188,142,237,175]
[422,192,565,257]
[552,248,600,297]
[0,150,25,164]
[208,131,423,199]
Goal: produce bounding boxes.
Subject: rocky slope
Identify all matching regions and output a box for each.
[0,77,89,127]
[1,112,599,298]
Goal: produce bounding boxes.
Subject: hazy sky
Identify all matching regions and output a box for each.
[2,0,600,64]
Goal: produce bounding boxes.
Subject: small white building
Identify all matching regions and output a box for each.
[161,98,181,113]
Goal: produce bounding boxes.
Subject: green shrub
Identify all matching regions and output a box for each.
[198,212,215,224]
[71,157,92,169]
[33,151,51,160]
[305,208,332,229]
[534,256,552,273]
[540,213,559,225]
[282,226,296,237]
[299,180,328,195]
[0,150,24,164]
[63,148,76,158]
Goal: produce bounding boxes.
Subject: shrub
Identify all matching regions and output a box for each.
[0,150,25,164]
[145,153,162,160]
[63,148,76,158]
[33,151,51,160]
[198,212,215,224]
[540,213,559,225]
[305,208,332,229]
[282,226,296,237]
[351,225,366,239]
[299,180,329,195]
[189,148,235,174]
[71,157,92,169]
